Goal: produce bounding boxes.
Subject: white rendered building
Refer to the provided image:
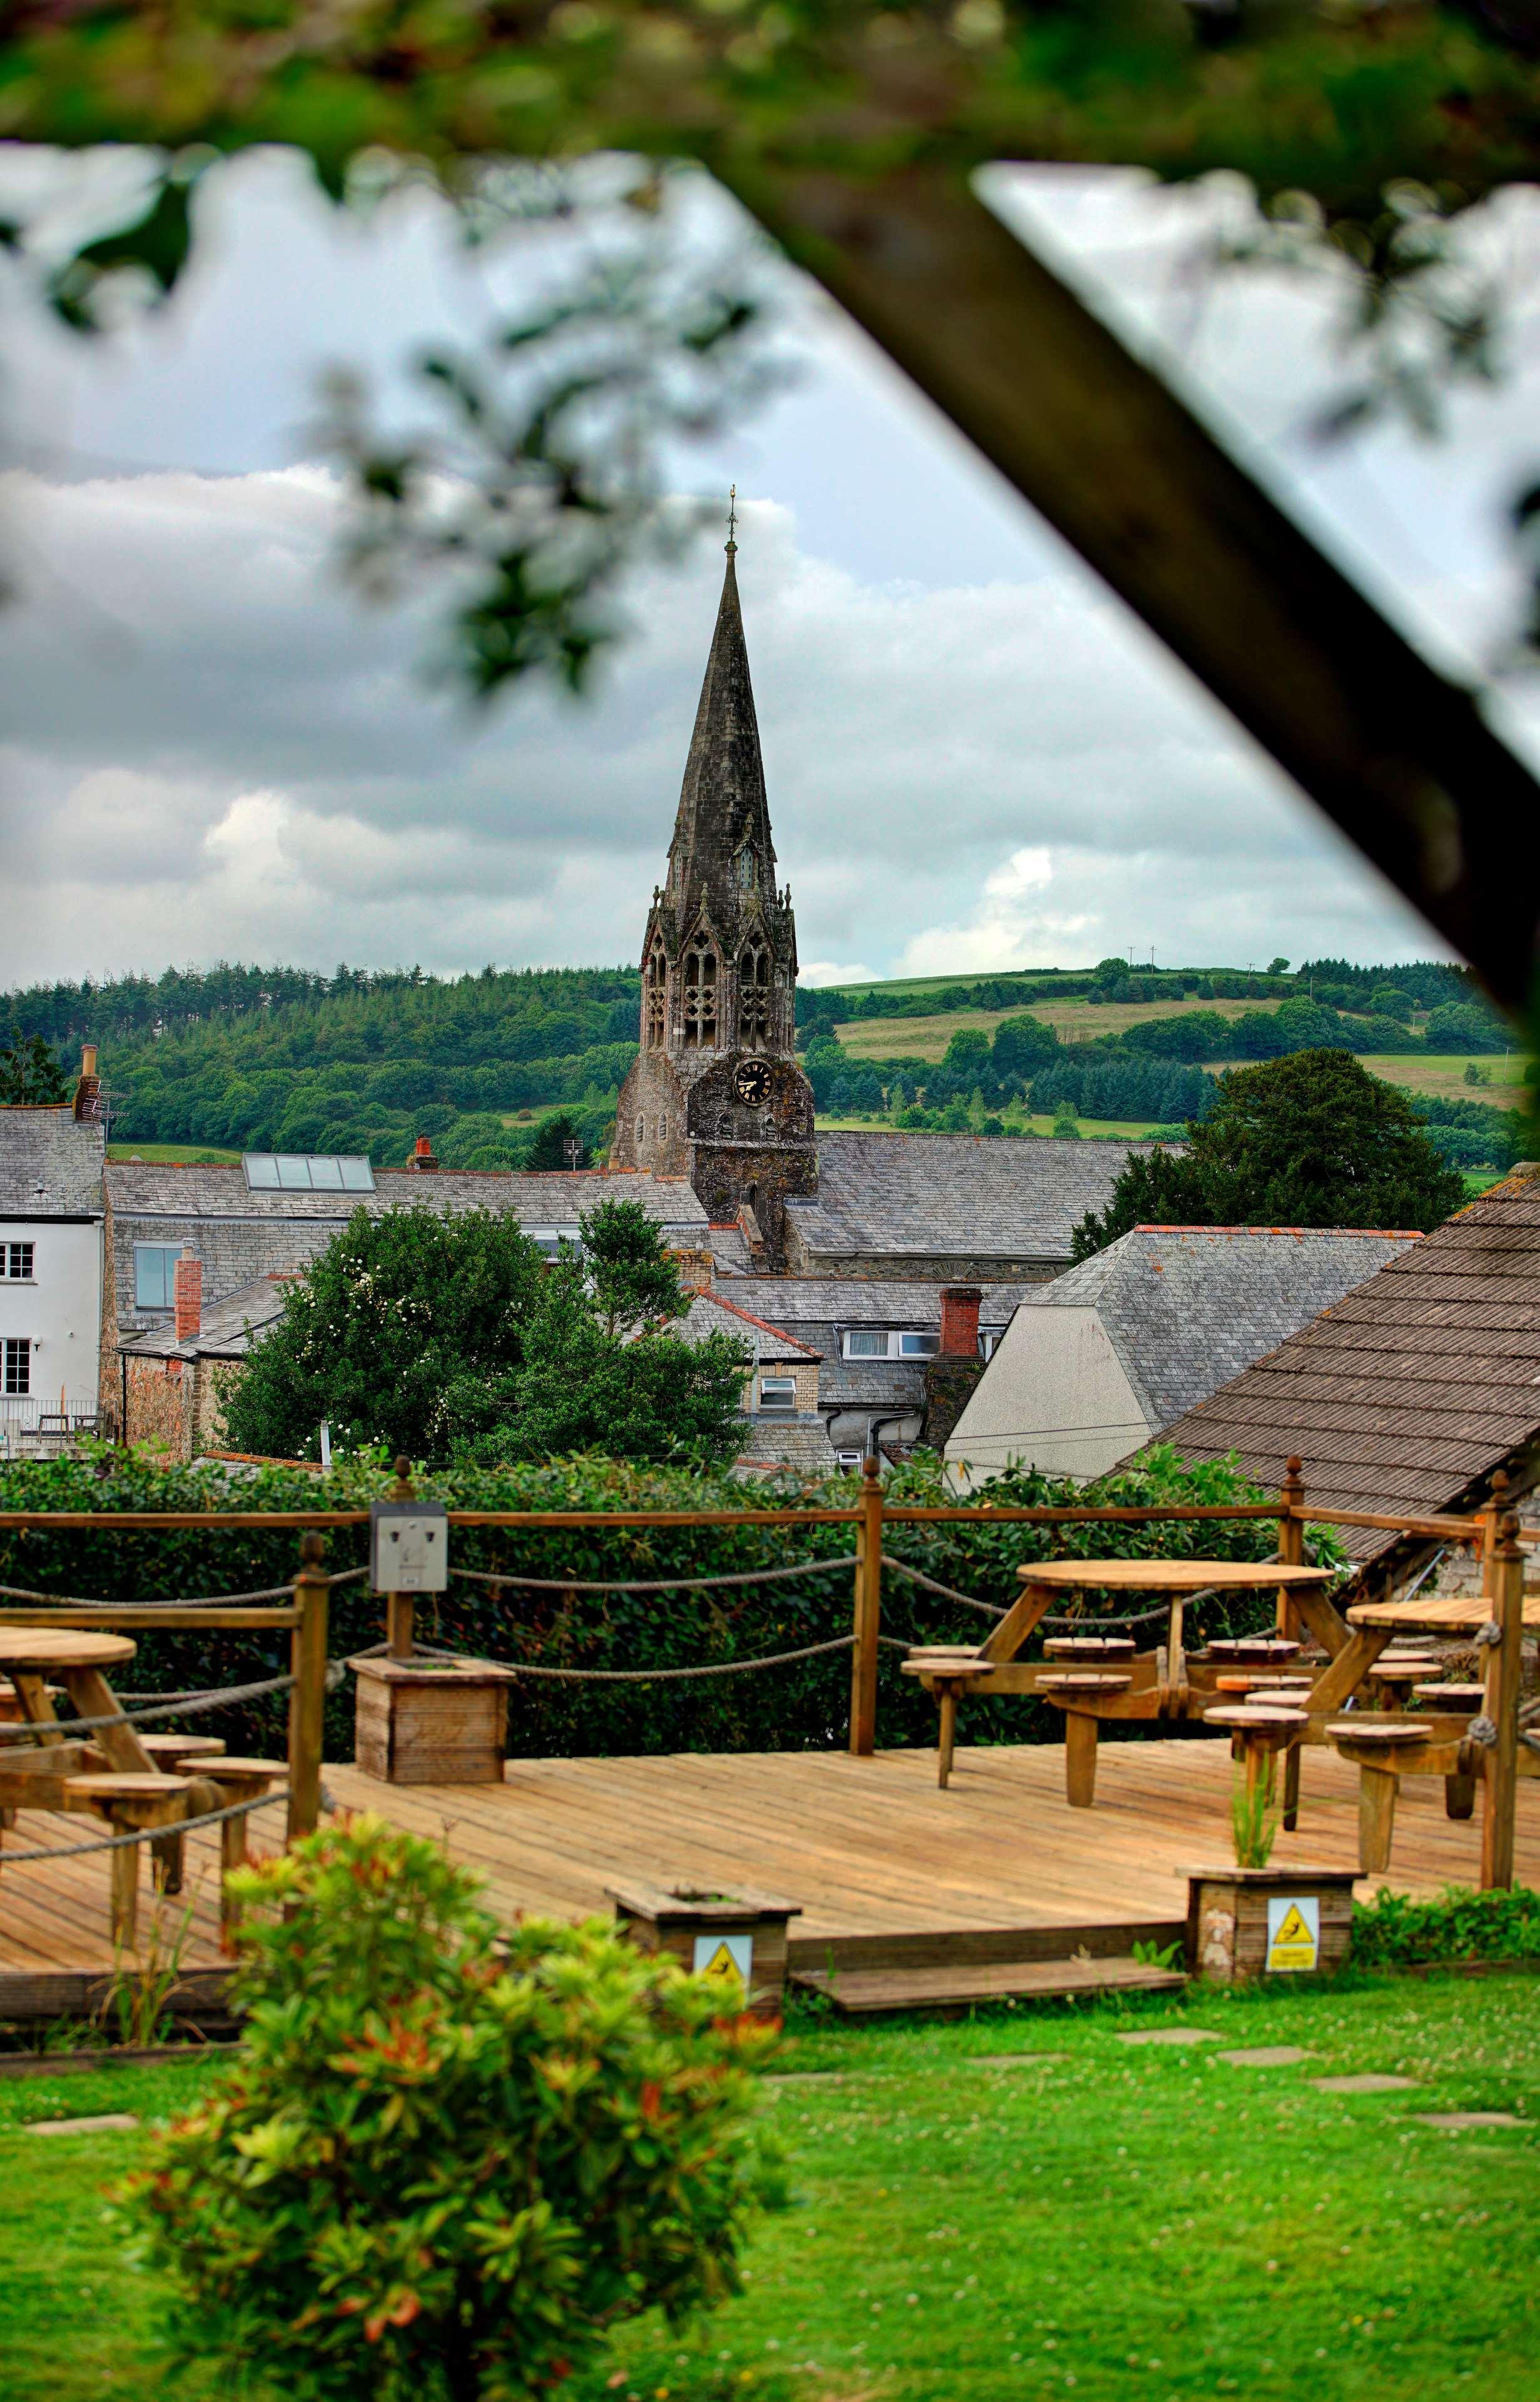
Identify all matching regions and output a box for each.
[0,1058,107,1453]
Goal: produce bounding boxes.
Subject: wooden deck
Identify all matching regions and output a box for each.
[4,1739,1538,2013]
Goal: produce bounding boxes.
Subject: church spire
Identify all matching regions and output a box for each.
[665,504,774,925]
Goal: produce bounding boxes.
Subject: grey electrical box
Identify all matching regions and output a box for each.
[369,1500,449,1594]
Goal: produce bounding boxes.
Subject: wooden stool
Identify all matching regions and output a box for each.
[1409,1686,1485,1819]
[203,1759,288,1924]
[137,1738,229,1893]
[901,1655,996,1788]
[1036,1673,1133,1808]
[1325,1721,1431,1873]
[1368,1657,1440,1711]
[1042,1636,1136,1661]
[1206,1638,1302,1666]
[63,1772,194,1950]
[1203,1704,1307,1832]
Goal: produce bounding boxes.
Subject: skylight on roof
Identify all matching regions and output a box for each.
[243,1153,375,1193]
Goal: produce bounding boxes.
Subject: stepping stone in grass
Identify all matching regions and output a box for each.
[1217,2046,1314,2068]
[1116,2028,1223,2047]
[1414,2111,1526,2131]
[1312,2074,1417,2094]
[28,2112,140,2135]
[973,2053,1068,2070]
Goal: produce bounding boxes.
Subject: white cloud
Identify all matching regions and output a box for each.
[0,464,1450,989]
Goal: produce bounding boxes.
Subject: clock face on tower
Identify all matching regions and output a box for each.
[733,1057,773,1107]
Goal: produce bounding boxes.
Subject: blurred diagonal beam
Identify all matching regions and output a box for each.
[741,163,1540,1010]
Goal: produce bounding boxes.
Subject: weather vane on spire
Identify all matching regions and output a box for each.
[726,484,737,552]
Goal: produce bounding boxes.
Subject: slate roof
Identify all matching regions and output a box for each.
[672,1291,819,1363]
[784,1132,1147,1268]
[123,1275,294,1361]
[717,1276,1030,1412]
[105,1163,709,1338]
[734,1415,839,1475]
[1025,1225,1420,1433]
[1148,1173,1540,1550]
[0,1107,106,1218]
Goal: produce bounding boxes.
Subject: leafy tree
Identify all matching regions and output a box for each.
[1424,1001,1509,1056]
[1268,956,1290,974]
[1071,1050,1467,1259]
[221,1206,545,1462]
[1369,984,1414,1022]
[991,1013,1060,1078]
[525,1110,589,1170]
[124,1814,780,2402]
[0,1026,69,1104]
[941,1027,991,1074]
[580,1196,691,1338]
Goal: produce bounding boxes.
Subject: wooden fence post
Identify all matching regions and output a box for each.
[1479,1510,1524,1891]
[1276,1455,1305,1639]
[386,1455,416,1661]
[1277,1456,1305,1830]
[287,1529,330,1844]
[1479,1468,1508,1602]
[849,1454,884,1758]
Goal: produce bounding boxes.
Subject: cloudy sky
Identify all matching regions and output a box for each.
[3,148,1539,991]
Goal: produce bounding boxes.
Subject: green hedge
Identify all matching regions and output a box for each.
[1351,1885,1540,1967]
[0,1445,1326,1762]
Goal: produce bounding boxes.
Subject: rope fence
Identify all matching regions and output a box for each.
[0,1565,366,1611]
[383,1635,860,1682]
[452,1557,860,1595]
[0,1784,290,1865]
[0,1661,347,1744]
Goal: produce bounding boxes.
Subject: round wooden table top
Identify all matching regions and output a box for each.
[1014,1559,1337,1592]
[0,1629,136,1671]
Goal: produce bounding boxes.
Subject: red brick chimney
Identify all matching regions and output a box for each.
[407,1136,438,1173]
[938,1285,983,1358]
[173,1247,202,1343]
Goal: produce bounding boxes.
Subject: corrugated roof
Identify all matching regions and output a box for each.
[1024,1224,1419,1431]
[0,1107,105,1217]
[1148,1173,1540,1548]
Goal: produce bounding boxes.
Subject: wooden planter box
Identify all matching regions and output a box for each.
[1185,1865,1359,1983]
[352,1655,517,1785]
[607,1881,801,2019]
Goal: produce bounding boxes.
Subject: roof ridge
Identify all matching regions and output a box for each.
[1132,1223,1424,1238]
[695,1289,821,1355]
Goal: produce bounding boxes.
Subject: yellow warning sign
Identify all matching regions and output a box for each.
[692,1931,752,1997]
[1265,1895,1320,1974]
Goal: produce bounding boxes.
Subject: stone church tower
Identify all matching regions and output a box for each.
[612,520,816,1258]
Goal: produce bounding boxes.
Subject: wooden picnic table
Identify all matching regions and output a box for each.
[0,1630,155,1774]
[903,1557,1342,1803]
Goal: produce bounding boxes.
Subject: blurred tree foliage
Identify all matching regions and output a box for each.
[3,1,1540,693]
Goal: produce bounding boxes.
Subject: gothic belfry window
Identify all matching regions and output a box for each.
[739,940,772,1046]
[682,943,718,1046]
[645,944,668,1047]
[735,845,756,892]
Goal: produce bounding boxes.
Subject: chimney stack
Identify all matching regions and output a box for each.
[173,1246,202,1343]
[72,1044,102,1123]
[938,1285,983,1358]
[408,1136,438,1173]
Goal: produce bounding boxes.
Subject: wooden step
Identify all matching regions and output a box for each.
[791,1953,1187,2017]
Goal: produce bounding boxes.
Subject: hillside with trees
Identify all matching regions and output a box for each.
[0,950,1522,1173]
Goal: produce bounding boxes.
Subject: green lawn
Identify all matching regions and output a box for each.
[4,1971,1538,2402]
[106,1142,242,1165]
